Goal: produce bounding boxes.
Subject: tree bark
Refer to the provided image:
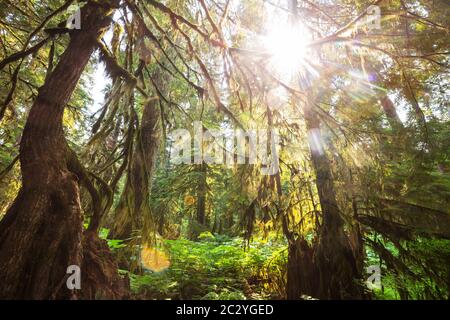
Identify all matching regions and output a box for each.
[304,103,363,299]
[0,1,123,299]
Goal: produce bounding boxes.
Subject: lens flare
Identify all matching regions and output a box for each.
[263,22,312,80]
[141,245,170,272]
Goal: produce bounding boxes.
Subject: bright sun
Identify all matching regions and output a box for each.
[263,21,312,80]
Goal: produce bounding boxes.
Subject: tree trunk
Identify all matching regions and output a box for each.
[286,0,362,299]
[111,95,162,240]
[287,238,316,299]
[304,103,363,299]
[196,162,207,225]
[380,95,404,129]
[0,1,124,299]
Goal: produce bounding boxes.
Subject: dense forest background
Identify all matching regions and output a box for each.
[0,0,449,300]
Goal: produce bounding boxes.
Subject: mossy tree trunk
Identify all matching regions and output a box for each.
[0,1,125,299]
[304,101,363,299]
[111,97,162,240]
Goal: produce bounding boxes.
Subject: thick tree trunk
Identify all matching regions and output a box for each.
[287,238,316,299]
[285,0,362,298]
[0,1,123,299]
[304,104,363,299]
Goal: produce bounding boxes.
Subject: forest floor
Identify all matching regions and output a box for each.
[112,233,288,300]
[104,230,449,300]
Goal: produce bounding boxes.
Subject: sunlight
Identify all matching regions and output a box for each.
[263,21,312,80]
[3,0,449,302]
[141,245,171,272]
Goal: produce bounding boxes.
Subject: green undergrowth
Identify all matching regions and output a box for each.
[122,233,288,300]
[111,231,449,300]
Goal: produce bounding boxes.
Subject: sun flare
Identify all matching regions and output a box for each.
[263,21,312,79]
